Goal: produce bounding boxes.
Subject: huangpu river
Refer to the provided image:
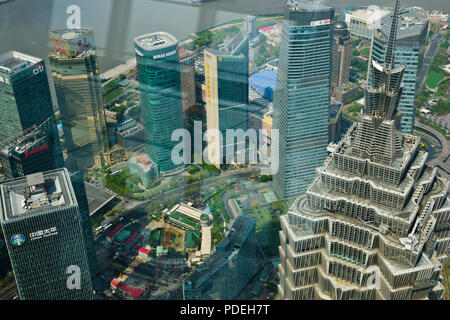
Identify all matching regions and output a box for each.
[1,0,449,72]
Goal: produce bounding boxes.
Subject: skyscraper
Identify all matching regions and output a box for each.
[243,16,258,40]
[345,8,391,40]
[370,6,429,133]
[49,29,110,171]
[0,117,64,180]
[331,21,352,91]
[0,51,60,143]
[134,32,183,174]
[179,49,197,113]
[0,169,94,300]
[278,1,449,300]
[272,0,335,200]
[183,215,257,300]
[69,171,97,277]
[204,35,249,168]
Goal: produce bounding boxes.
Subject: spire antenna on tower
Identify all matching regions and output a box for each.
[384,0,400,70]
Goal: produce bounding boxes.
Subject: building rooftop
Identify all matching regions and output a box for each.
[378,7,428,40]
[125,232,140,245]
[0,169,73,222]
[115,229,131,242]
[167,203,209,222]
[117,119,138,132]
[107,223,124,239]
[135,32,178,51]
[84,182,116,216]
[49,28,95,59]
[346,8,391,22]
[334,21,348,30]
[138,247,150,255]
[200,225,212,256]
[0,121,51,157]
[249,70,277,96]
[115,282,144,299]
[50,28,92,42]
[130,154,156,173]
[0,51,41,75]
[286,0,331,11]
[117,122,143,140]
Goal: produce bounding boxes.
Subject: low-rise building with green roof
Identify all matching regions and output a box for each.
[115,229,132,243]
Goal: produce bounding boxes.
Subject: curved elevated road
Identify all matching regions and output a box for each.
[415,121,449,171]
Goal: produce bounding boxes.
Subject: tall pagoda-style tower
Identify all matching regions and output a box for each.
[278,0,449,300]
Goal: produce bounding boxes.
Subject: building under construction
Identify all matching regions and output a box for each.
[278,0,449,300]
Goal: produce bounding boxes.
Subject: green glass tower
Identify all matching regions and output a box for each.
[134,32,183,174]
[0,51,59,141]
[49,29,110,171]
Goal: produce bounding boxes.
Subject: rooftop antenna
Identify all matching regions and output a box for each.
[384,0,400,71]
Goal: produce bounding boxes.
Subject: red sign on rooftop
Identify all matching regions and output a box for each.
[25,144,48,158]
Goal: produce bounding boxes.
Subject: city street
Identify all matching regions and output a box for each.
[418,33,444,88]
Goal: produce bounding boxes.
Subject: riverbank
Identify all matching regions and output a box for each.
[101,58,136,84]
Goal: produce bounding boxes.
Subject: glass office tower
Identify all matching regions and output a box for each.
[369,7,428,133]
[69,171,98,277]
[0,118,65,179]
[204,35,249,168]
[277,1,449,300]
[273,0,334,200]
[0,51,61,148]
[49,29,110,171]
[0,169,94,300]
[134,32,183,174]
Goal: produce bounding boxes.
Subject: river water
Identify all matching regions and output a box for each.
[1,0,449,72]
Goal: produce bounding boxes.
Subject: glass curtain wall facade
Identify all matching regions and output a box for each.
[69,171,97,276]
[49,29,109,171]
[0,169,94,300]
[369,8,429,133]
[277,1,449,300]
[134,32,183,174]
[0,118,64,179]
[204,37,249,168]
[273,0,334,200]
[0,51,61,153]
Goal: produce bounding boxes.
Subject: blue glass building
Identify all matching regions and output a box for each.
[273,0,335,200]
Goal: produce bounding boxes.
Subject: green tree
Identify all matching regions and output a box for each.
[260,33,267,43]
[195,30,213,47]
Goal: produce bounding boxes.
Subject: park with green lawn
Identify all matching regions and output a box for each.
[426,71,447,90]
[359,47,370,58]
